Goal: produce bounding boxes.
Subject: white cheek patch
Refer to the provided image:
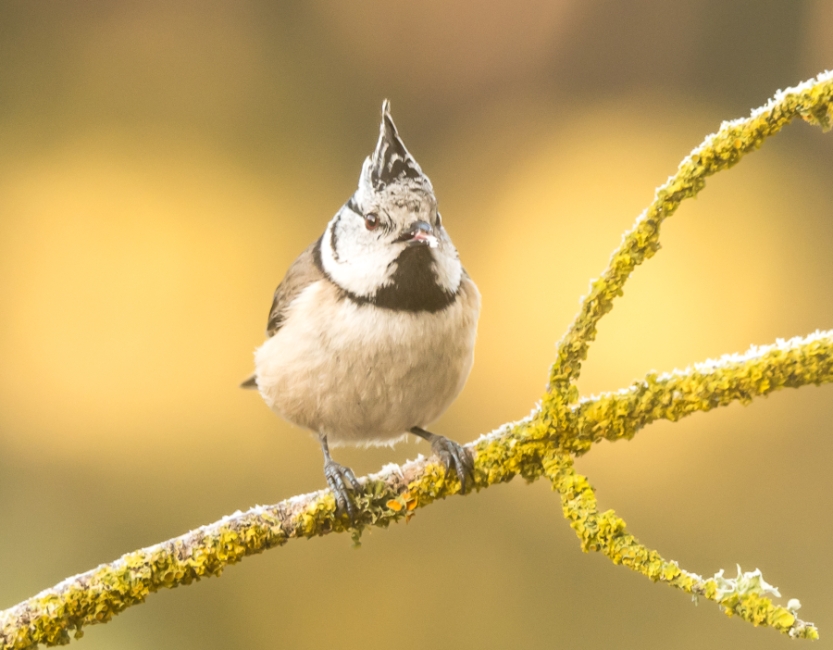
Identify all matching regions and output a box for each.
[432,245,463,293]
[321,218,400,297]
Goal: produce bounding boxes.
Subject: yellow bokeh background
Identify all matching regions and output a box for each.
[1,3,832,649]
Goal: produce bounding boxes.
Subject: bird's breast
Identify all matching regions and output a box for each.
[254,277,480,445]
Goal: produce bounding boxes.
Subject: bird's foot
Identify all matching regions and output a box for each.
[411,427,474,493]
[324,459,361,524]
[431,436,474,493]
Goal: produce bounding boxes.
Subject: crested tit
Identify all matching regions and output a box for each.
[243,101,480,520]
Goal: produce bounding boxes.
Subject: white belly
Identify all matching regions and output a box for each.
[254,278,480,446]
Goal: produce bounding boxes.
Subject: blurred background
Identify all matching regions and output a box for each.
[1,1,832,648]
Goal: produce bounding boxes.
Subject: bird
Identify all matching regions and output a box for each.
[242,100,480,521]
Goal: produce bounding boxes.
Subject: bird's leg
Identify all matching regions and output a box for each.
[410,427,474,493]
[319,434,361,523]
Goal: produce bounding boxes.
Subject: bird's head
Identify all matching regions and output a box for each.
[319,101,462,311]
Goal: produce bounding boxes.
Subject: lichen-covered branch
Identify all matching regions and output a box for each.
[542,451,817,639]
[563,329,833,455]
[546,69,833,397]
[1,71,832,649]
[2,329,829,649]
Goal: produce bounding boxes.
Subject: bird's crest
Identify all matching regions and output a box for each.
[369,100,430,190]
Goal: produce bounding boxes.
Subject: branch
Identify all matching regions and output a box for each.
[2,330,829,648]
[2,71,832,649]
[546,69,833,398]
[566,329,833,455]
[543,450,816,639]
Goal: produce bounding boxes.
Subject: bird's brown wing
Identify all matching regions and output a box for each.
[265,239,325,337]
[240,239,325,390]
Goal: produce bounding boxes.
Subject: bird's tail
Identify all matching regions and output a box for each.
[239,374,258,389]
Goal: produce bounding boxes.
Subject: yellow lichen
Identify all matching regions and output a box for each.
[543,451,818,639]
[545,70,833,402]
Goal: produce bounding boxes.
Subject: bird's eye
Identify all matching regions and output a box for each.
[364,213,379,230]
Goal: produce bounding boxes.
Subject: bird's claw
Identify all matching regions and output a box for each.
[324,459,361,524]
[430,436,474,493]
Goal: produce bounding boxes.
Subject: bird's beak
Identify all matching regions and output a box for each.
[396,220,438,248]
